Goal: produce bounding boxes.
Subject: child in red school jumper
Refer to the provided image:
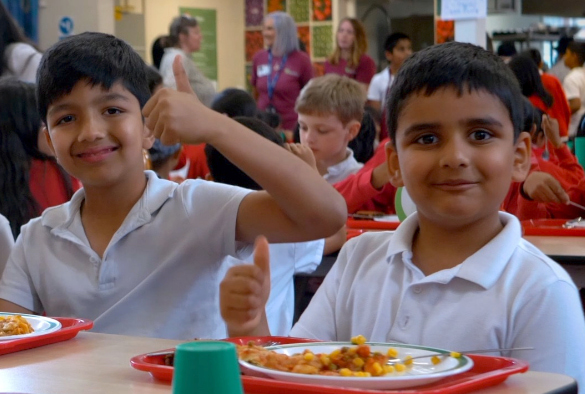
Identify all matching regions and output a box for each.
[220,42,585,386]
[333,137,396,214]
[519,49,572,141]
[502,99,584,220]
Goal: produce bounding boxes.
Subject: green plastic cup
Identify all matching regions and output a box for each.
[575,137,585,168]
[172,341,243,394]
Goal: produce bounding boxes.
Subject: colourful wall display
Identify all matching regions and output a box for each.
[244,0,334,88]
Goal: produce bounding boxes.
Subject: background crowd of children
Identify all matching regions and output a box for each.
[1,2,585,388]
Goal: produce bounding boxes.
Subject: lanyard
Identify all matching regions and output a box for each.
[267,50,288,101]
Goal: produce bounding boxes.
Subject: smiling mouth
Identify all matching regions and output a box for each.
[76,146,119,162]
[433,180,478,190]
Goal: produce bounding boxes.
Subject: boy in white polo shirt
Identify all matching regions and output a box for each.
[295,74,365,184]
[220,42,585,386]
[0,32,346,339]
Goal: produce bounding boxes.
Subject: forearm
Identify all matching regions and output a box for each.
[208,113,347,236]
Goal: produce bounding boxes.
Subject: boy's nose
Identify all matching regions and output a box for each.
[439,138,470,168]
[77,116,104,142]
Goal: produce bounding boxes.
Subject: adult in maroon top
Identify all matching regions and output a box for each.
[324,18,376,86]
[251,12,313,131]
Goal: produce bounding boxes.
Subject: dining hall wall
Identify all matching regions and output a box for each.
[37,0,115,51]
[144,0,246,90]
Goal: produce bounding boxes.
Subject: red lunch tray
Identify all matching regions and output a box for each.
[130,337,529,394]
[521,219,585,237]
[0,317,94,356]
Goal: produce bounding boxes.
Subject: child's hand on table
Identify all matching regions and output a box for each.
[220,236,271,337]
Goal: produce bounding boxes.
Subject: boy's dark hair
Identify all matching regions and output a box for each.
[567,41,585,66]
[384,32,411,53]
[36,32,150,124]
[508,54,553,108]
[211,88,257,118]
[521,97,543,138]
[521,48,542,67]
[497,41,517,57]
[148,139,181,172]
[145,65,163,95]
[386,41,524,144]
[554,36,573,56]
[256,110,281,129]
[151,35,169,70]
[205,117,283,190]
[349,111,376,163]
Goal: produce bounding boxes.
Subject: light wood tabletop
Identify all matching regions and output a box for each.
[0,332,577,394]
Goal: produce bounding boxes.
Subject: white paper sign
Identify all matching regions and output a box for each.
[441,0,487,20]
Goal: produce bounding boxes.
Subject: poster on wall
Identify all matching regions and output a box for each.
[179,7,218,82]
[439,0,487,20]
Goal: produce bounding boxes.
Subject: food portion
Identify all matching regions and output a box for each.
[0,315,34,337]
[238,335,409,377]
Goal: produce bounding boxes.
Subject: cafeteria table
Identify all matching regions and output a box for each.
[0,332,578,394]
[524,235,585,288]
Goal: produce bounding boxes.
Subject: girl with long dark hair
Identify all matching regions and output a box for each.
[0,78,79,238]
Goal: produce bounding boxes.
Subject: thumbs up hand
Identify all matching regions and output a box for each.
[143,55,217,145]
[220,236,272,337]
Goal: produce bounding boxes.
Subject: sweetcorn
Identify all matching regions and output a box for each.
[0,315,34,336]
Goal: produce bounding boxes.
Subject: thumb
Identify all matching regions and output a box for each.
[172,54,195,95]
[253,235,270,277]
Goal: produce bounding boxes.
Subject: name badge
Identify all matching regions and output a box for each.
[284,68,299,77]
[257,64,270,77]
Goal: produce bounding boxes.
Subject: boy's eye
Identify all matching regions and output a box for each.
[471,129,492,141]
[57,115,75,125]
[105,108,122,115]
[317,129,329,134]
[415,134,438,145]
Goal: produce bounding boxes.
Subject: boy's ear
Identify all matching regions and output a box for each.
[511,131,532,183]
[43,126,56,156]
[142,124,155,149]
[386,142,404,187]
[384,50,393,62]
[347,120,361,141]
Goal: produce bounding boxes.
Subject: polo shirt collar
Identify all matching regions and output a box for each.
[385,211,522,289]
[42,170,177,234]
[324,148,358,179]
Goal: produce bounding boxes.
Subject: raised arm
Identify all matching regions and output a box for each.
[143,56,347,244]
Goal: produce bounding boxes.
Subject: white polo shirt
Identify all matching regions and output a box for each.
[291,212,585,387]
[323,148,363,184]
[0,214,14,274]
[367,68,392,108]
[0,171,251,339]
[218,239,324,336]
[563,67,585,137]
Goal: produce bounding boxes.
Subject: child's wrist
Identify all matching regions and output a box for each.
[519,182,533,201]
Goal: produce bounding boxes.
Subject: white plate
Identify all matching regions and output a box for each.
[239,342,474,390]
[0,312,62,340]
